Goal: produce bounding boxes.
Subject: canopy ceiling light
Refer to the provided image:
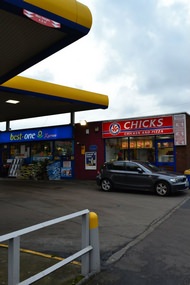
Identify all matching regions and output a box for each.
[6,99,20,104]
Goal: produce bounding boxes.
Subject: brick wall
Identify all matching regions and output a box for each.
[176,113,190,173]
[74,121,104,180]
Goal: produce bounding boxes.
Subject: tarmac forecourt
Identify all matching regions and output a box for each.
[0,179,189,284]
[0,243,82,285]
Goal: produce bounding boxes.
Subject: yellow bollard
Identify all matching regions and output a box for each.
[89,212,99,229]
[89,212,100,273]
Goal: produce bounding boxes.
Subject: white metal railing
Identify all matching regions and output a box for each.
[0,209,100,285]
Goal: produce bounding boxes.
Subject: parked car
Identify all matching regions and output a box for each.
[96,160,189,196]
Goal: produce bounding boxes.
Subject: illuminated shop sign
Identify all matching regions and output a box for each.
[0,126,73,143]
[102,116,173,138]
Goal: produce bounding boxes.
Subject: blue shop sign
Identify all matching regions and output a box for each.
[89,145,97,151]
[0,125,73,143]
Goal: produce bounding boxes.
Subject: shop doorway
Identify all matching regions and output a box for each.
[0,148,9,177]
[155,139,175,171]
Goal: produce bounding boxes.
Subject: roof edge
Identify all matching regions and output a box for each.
[1,76,109,109]
[24,0,92,29]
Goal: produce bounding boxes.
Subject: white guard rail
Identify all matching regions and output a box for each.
[0,209,100,285]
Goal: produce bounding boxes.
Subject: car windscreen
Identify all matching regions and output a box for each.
[139,162,160,172]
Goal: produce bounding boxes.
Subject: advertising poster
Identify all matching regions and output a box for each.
[173,114,187,145]
[85,152,97,170]
[61,161,72,178]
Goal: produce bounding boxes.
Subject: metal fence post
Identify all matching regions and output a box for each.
[8,236,20,285]
[89,212,100,273]
[0,210,91,284]
[81,212,90,276]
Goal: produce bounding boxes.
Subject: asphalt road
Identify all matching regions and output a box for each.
[0,178,189,284]
[84,196,190,285]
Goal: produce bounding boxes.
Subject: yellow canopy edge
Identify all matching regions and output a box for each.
[2,76,109,108]
[24,0,92,29]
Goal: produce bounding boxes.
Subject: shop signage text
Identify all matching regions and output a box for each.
[23,10,61,28]
[10,133,36,141]
[0,126,73,143]
[102,116,173,138]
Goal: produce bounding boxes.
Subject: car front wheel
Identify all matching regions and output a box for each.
[101,179,112,192]
[155,181,170,196]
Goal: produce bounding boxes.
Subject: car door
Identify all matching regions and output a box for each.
[125,162,153,190]
[109,161,128,188]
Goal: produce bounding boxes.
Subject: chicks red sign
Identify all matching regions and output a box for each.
[102,116,173,138]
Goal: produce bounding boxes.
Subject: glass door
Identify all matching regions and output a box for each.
[155,139,175,171]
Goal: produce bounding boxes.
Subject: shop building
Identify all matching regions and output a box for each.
[75,112,190,179]
[0,125,74,179]
[0,113,190,180]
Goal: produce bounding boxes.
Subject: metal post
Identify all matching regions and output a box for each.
[89,212,100,273]
[8,237,20,285]
[70,112,75,126]
[6,121,10,131]
[81,212,90,276]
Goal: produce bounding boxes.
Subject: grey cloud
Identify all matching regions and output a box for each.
[93,0,190,106]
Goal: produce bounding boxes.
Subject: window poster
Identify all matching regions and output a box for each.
[130,141,136,148]
[61,161,72,177]
[122,141,128,149]
[137,140,144,148]
[173,114,187,146]
[85,152,97,170]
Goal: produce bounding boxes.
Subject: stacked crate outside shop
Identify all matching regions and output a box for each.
[17,160,61,180]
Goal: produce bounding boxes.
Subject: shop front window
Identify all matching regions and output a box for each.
[105,138,123,161]
[123,136,155,162]
[31,142,53,161]
[54,141,73,160]
[10,143,30,159]
[157,141,174,163]
[10,144,20,158]
[153,135,175,171]
[105,137,155,162]
[105,134,175,171]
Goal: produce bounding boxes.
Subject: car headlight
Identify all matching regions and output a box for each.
[170,178,178,183]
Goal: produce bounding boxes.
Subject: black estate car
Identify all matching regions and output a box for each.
[96,160,189,196]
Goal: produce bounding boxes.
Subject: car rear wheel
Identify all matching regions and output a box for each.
[101,179,112,192]
[155,181,170,196]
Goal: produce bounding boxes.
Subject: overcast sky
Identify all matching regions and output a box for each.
[5,0,190,130]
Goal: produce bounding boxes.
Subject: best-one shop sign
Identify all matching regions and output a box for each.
[102,116,173,138]
[0,126,73,143]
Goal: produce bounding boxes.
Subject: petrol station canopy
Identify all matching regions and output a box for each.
[0,0,92,84]
[0,0,109,123]
[0,76,109,122]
